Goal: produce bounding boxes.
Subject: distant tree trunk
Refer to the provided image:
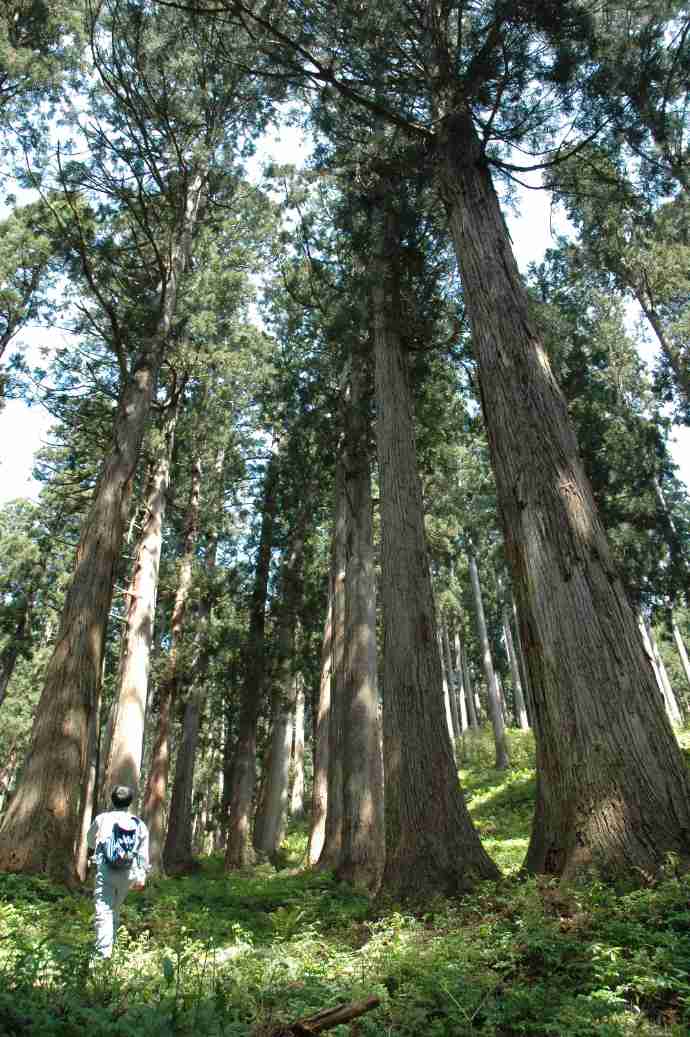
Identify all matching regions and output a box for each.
[103,398,180,800]
[143,457,202,874]
[0,746,18,813]
[673,620,690,695]
[163,535,217,874]
[457,631,477,729]
[307,570,333,865]
[642,615,682,726]
[438,629,457,748]
[511,593,532,722]
[0,591,34,709]
[449,626,469,733]
[337,349,385,890]
[290,674,305,821]
[442,620,463,735]
[502,594,529,731]
[216,693,237,851]
[468,551,509,769]
[317,461,347,870]
[0,171,205,883]
[253,519,306,859]
[225,450,279,869]
[438,107,690,877]
[372,185,498,898]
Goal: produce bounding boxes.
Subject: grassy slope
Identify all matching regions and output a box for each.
[1,729,689,1037]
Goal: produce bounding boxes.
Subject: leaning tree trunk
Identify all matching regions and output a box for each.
[673,620,690,697]
[336,347,385,891]
[372,185,499,898]
[307,565,334,865]
[252,518,307,860]
[0,170,205,883]
[437,107,690,878]
[103,397,180,800]
[0,349,163,882]
[468,550,510,768]
[143,457,202,874]
[225,448,280,869]
[638,614,682,726]
[317,460,347,871]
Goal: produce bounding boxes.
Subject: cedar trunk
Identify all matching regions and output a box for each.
[438,109,690,877]
[252,519,306,859]
[290,675,306,820]
[0,170,205,882]
[142,457,202,874]
[224,450,279,869]
[317,460,347,870]
[372,186,499,898]
[103,399,179,798]
[336,347,385,890]
[468,551,510,768]
[307,567,333,865]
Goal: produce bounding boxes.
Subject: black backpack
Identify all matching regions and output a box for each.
[102,816,140,870]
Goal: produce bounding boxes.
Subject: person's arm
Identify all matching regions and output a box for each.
[137,822,150,871]
[86,814,102,850]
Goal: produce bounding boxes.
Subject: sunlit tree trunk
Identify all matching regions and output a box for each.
[103,398,180,799]
[253,520,306,859]
[438,629,457,749]
[290,674,305,821]
[337,348,385,890]
[468,550,509,768]
[442,620,463,735]
[0,170,205,882]
[0,746,18,813]
[372,185,498,897]
[673,620,690,697]
[438,107,690,877]
[143,456,202,874]
[307,564,333,865]
[317,461,347,870]
[457,630,477,729]
[225,449,279,869]
[501,586,529,730]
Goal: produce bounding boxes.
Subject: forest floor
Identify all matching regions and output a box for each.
[1,729,689,1037]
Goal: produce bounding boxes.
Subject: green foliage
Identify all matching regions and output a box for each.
[2,732,690,1035]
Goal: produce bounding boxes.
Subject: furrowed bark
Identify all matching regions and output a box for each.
[336,346,385,891]
[224,448,279,869]
[372,184,499,898]
[143,456,202,874]
[437,108,690,878]
[103,397,180,799]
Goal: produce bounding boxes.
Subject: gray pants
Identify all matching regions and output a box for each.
[94,863,132,958]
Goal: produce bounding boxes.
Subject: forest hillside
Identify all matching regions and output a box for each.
[2,729,689,1037]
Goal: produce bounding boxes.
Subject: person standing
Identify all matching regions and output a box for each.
[87,785,150,959]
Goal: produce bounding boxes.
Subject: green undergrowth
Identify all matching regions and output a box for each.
[1,727,689,1036]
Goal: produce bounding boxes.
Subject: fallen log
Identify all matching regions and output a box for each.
[265,996,381,1036]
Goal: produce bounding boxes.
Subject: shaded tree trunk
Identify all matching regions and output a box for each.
[437,107,690,877]
[75,663,103,881]
[142,456,202,874]
[511,593,532,723]
[336,348,385,891]
[103,397,180,800]
[468,550,509,768]
[0,746,17,813]
[372,184,498,898]
[0,591,34,709]
[224,448,279,869]
[253,519,307,859]
[163,535,217,874]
